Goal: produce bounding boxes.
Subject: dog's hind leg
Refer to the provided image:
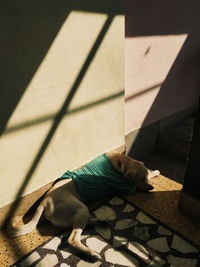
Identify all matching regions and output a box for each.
[68,207,99,259]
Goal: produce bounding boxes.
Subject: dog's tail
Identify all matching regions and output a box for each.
[8,203,44,237]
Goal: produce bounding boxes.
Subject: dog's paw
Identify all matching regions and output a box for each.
[75,248,100,263]
[153,170,160,176]
[89,249,99,257]
[86,249,100,262]
[148,170,160,179]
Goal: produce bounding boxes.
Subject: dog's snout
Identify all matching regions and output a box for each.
[148,185,154,191]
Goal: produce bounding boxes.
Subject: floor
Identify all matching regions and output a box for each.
[0,170,200,267]
[7,196,200,267]
[127,173,200,245]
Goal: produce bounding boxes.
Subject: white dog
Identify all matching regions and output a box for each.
[8,152,159,258]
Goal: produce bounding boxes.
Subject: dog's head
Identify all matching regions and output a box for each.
[119,157,154,192]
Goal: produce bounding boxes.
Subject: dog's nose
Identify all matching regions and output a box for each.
[148,185,154,191]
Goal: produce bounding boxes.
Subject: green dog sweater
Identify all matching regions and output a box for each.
[56,153,135,203]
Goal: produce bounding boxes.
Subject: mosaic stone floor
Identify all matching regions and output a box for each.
[11,197,200,267]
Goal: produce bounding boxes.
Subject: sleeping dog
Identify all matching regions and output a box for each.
[8,152,160,258]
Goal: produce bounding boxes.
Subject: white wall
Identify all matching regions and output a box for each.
[0,4,124,207]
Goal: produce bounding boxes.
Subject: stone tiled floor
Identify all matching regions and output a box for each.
[8,197,200,267]
[0,174,200,267]
[127,174,200,245]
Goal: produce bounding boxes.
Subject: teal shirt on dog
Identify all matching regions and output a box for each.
[56,154,135,203]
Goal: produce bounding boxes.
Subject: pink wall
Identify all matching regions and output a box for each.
[125,0,200,134]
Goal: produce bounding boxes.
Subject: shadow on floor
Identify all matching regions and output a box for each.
[3,191,200,266]
[141,151,186,184]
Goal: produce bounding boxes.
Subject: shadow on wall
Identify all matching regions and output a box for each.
[1,0,123,261]
[1,0,69,135]
[125,0,200,159]
[0,0,123,136]
[3,13,116,228]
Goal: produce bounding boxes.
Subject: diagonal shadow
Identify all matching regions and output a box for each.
[2,13,115,260]
[125,83,162,102]
[125,0,200,185]
[4,90,124,135]
[0,0,123,137]
[2,13,114,228]
[0,1,71,136]
[128,33,200,162]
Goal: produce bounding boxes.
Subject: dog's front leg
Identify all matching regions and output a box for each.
[148,170,160,179]
[68,208,99,259]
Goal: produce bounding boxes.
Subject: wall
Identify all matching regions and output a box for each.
[125,0,200,135]
[0,1,124,208]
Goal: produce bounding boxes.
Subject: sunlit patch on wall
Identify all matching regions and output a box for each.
[5,11,108,131]
[125,34,188,132]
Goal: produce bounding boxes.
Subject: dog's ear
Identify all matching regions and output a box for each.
[119,157,137,182]
[117,158,123,170]
[116,156,126,174]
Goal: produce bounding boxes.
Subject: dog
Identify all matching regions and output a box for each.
[8,152,160,258]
